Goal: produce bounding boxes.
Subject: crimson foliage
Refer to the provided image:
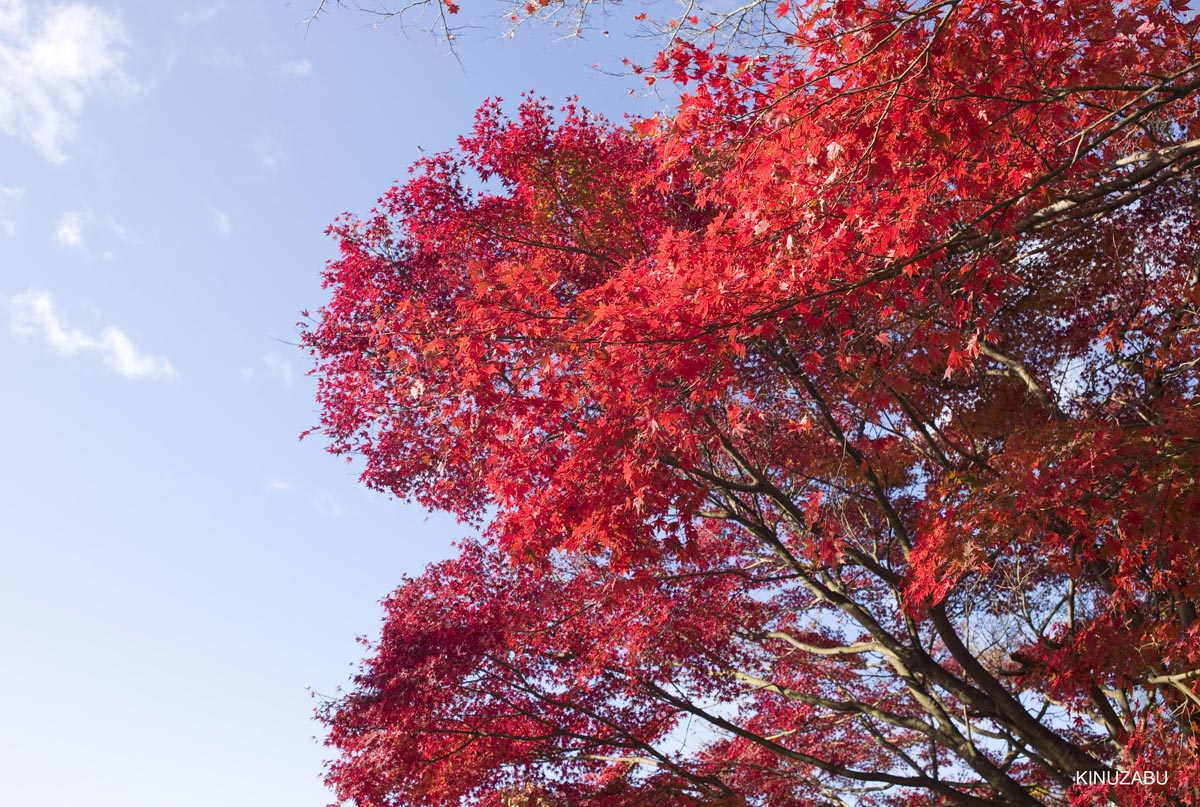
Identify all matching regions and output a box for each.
[306,2,1200,804]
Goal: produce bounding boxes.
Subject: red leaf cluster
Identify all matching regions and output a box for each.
[307,2,1200,804]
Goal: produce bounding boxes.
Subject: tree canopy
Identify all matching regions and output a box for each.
[304,1,1200,805]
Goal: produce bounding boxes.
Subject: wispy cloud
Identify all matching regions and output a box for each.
[271,58,311,80]
[0,184,20,237]
[176,1,228,25]
[251,130,288,170]
[261,351,293,385]
[55,209,88,247]
[6,288,178,380]
[262,478,292,494]
[54,207,138,250]
[105,215,138,244]
[211,205,231,235]
[312,492,343,517]
[199,46,246,76]
[241,352,295,385]
[0,0,130,162]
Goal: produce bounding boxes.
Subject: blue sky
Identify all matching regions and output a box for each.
[0,2,659,804]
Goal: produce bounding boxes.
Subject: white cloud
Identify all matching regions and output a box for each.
[263,478,292,494]
[241,352,296,385]
[0,183,18,236]
[0,0,129,162]
[176,1,228,25]
[199,46,245,75]
[6,288,178,380]
[261,351,293,385]
[312,492,343,517]
[271,58,311,80]
[211,205,231,235]
[0,0,24,31]
[105,215,137,244]
[251,130,287,170]
[54,209,87,247]
[52,207,135,250]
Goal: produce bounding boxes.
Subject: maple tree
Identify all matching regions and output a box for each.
[305,1,1200,805]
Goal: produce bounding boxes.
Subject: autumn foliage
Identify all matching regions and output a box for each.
[305,1,1200,805]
